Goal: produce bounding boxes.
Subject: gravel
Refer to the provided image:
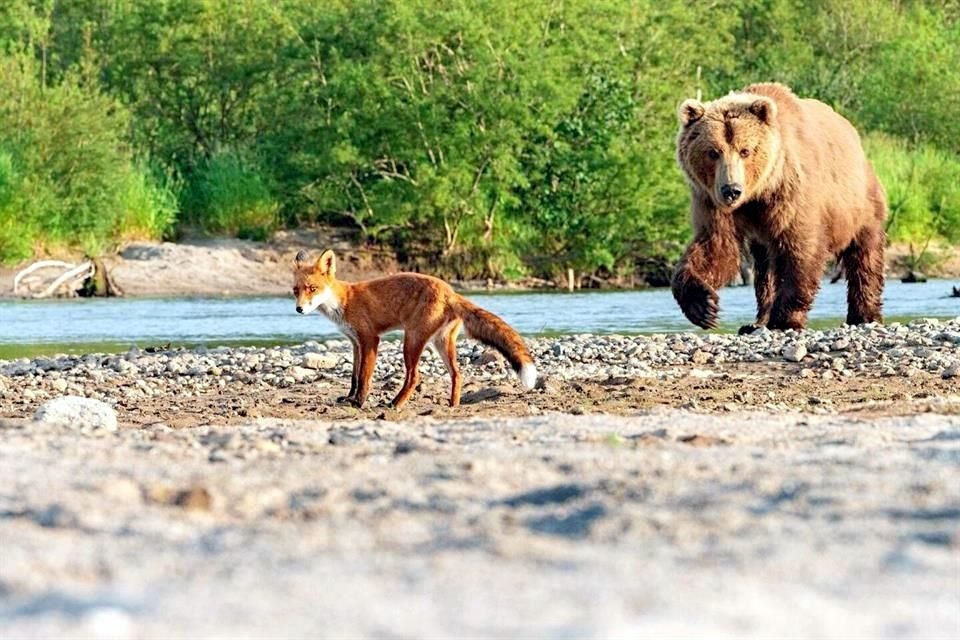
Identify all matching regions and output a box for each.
[2,318,958,407]
[1,319,958,637]
[0,410,957,638]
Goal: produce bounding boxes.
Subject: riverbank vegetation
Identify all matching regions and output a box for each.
[0,0,957,281]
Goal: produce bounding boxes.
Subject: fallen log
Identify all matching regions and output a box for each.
[12,260,76,296]
[34,261,95,298]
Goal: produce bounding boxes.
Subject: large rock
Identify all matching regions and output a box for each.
[289,366,315,382]
[302,353,339,370]
[782,343,807,363]
[34,396,118,432]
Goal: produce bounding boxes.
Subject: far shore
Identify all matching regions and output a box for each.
[2,230,959,300]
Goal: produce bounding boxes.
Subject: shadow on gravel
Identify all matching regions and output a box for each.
[0,592,142,620]
[887,507,960,521]
[526,504,607,539]
[500,484,587,508]
[497,484,607,539]
[460,387,506,405]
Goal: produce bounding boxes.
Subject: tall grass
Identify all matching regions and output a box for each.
[0,54,177,264]
[181,151,279,241]
[117,165,180,242]
[865,133,960,245]
[0,149,36,262]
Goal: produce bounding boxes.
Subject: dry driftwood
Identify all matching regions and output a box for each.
[12,259,122,298]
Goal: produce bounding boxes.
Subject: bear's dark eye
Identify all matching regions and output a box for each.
[739,148,751,158]
[708,149,720,160]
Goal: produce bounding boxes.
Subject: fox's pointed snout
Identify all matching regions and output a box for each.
[296,305,304,314]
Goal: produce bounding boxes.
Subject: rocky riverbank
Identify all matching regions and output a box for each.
[1,319,959,426]
[1,322,959,637]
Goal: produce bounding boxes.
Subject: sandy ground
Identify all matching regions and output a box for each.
[2,333,960,638]
[0,229,398,298]
[1,284,959,637]
[1,407,958,638]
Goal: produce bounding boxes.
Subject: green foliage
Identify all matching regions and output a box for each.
[119,165,180,241]
[866,133,960,245]
[182,151,279,240]
[0,148,36,262]
[0,0,956,275]
[0,51,176,263]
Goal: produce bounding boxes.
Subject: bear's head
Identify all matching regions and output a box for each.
[676,93,781,210]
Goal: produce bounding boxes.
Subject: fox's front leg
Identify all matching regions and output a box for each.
[349,335,379,408]
[337,341,360,403]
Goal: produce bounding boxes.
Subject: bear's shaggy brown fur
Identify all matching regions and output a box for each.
[672,82,886,332]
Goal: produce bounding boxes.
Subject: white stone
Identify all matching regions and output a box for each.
[782,343,807,362]
[831,338,850,351]
[303,353,339,370]
[34,396,118,432]
[289,366,315,382]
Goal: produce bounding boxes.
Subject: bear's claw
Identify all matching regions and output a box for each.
[676,280,719,330]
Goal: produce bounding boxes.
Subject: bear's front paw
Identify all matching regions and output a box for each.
[738,323,765,335]
[676,280,720,330]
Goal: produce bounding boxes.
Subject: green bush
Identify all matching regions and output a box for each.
[865,133,960,245]
[0,0,957,276]
[118,165,180,242]
[182,151,279,240]
[0,148,36,262]
[0,53,177,263]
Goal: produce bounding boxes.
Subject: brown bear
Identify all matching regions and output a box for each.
[672,82,886,333]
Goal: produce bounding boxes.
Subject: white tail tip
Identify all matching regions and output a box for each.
[519,363,538,390]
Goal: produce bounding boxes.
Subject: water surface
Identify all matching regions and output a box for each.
[1,279,957,358]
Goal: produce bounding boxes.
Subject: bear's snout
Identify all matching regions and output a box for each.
[720,183,743,204]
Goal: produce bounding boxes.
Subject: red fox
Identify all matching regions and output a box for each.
[292,249,538,408]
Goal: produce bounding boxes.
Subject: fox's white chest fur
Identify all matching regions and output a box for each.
[317,295,357,343]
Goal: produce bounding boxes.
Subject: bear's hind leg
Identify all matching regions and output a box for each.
[843,223,885,325]
[738,242,776,335]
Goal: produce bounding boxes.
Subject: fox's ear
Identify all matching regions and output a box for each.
[315,249,336,275]
[294,250,309,267]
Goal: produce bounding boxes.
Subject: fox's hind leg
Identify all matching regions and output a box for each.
[337,340,360,403]
[391,329,431,408]
[432,320,463,407]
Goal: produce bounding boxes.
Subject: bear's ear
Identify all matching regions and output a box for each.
[315,249,336,276]
[749,97,777,125]
[678,99,705,127]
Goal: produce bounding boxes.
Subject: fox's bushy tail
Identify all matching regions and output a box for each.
[455,298,537,390]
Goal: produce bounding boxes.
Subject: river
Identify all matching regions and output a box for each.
[1,279,957,358]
